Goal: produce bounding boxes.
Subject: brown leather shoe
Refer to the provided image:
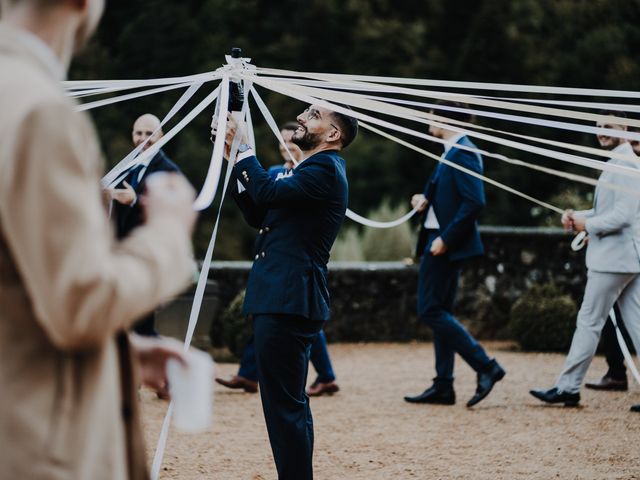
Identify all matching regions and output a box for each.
[585,375,628,391]
[215,375,258,393]
[306,381,339,396]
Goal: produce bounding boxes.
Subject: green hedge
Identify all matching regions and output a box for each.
[220,289,252,359]
[510,283,577,352]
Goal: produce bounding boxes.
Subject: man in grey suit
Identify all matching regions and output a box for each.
[531,111,640,409]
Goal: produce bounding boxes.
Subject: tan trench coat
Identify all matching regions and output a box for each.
[0,24,194,479]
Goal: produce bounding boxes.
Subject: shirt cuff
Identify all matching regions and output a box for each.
[236,149,255,164]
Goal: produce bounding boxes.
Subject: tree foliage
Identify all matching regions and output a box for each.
[71,0,640,258]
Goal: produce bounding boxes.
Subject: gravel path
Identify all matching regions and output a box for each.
[141,342,640,479]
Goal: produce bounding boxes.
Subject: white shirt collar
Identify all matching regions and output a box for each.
[12,26,66,80]
[442,132,466,156]
[611,141,634,156]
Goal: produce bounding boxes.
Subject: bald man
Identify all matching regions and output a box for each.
[106,114,182,336]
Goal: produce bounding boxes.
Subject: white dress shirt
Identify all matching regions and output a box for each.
[424,132,466,229]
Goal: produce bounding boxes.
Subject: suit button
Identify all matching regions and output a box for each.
[261,251,266,258]
[242,171,247,176]
[254,254,259,260]
[259,229,264,234]
[265,227,270,232]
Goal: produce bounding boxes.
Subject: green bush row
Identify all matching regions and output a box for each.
[218,282,579,356]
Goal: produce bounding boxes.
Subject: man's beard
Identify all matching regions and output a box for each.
[601,137,624,151]
[292,128,322,151]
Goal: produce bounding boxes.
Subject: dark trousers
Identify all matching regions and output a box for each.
[239,329,335,384]
[417,233,491,387]
[601,304,634,380]
[132,312,158,336]
[253,314,323,480]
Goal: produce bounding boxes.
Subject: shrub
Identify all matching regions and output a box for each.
[219,289,253,359]
[510,283,577,352]
[361,200,415,261]
[331,226,365,261]
[331,199,415,262]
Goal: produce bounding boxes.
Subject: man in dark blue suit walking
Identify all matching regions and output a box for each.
[404,101,505,408]
[219,104,357,480]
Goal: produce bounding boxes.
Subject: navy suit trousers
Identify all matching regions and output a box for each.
[239,329,336,384]
[417,232,490,386]
[253,314,323,480]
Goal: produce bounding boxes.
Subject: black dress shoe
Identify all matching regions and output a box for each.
[630,404,640,413]
[529,387,580,407]
[467,359,506,407]
[585,375,628,391]
[404,385,455,405]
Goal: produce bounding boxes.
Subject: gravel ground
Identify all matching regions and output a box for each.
[141,342,640,480]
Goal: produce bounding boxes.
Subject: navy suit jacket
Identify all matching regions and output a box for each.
[232,150,348,322]
[416,135,485,261]
[113,149,180,239]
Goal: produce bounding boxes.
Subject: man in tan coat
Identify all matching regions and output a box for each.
[0,0,198,478]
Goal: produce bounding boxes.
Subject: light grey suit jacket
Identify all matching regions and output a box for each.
[577,142,640,273]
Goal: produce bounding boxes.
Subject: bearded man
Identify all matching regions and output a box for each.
[216,104,357,480]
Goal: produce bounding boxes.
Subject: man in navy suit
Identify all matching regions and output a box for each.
[218,104,357,480]
[404,101,505,408]
[106,113,181,337]
[216,122,340,397]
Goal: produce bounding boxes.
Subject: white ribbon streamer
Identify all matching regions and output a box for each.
[249,85,419,228]
[192,76,230,211]
[151,100,248,479]
[570,231,588,251]
[609,307,640,388]
[101,83,217,189]
[345,208,418,229]
[252,77,640,180]
[256,67,640,100]
[268,76,640,144]
[102,79,204,193]
[250,78,566,215]
[75,81,195,112]
[249,78,632,214]
[258,70,640,131]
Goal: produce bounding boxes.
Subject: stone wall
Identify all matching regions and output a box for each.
[156,227,586,348]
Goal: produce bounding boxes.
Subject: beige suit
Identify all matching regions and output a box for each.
[0,24,194,479]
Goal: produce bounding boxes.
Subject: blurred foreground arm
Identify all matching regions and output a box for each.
[0,104,197,350]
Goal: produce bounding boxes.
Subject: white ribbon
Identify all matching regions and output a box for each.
[192,76,230,211]
[150,94,249,479]
[267,76,640,144]
[249,86,299,166]
[258,70,640,132]
[360,121,565,215]
[101,83,217,189]
[570,231,588,251]
[609,307,640,388]
[256,67,640,100]
[249,85,420,228]
[252,77,640,180]
[345,208,418,229]
[75,81,195,112]
[249,76,596,216]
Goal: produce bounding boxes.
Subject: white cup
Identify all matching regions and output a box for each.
[166,348,215,433]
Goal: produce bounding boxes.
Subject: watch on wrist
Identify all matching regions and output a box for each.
[237,143,251,154]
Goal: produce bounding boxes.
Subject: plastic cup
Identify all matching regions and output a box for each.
[166,348,215,433]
